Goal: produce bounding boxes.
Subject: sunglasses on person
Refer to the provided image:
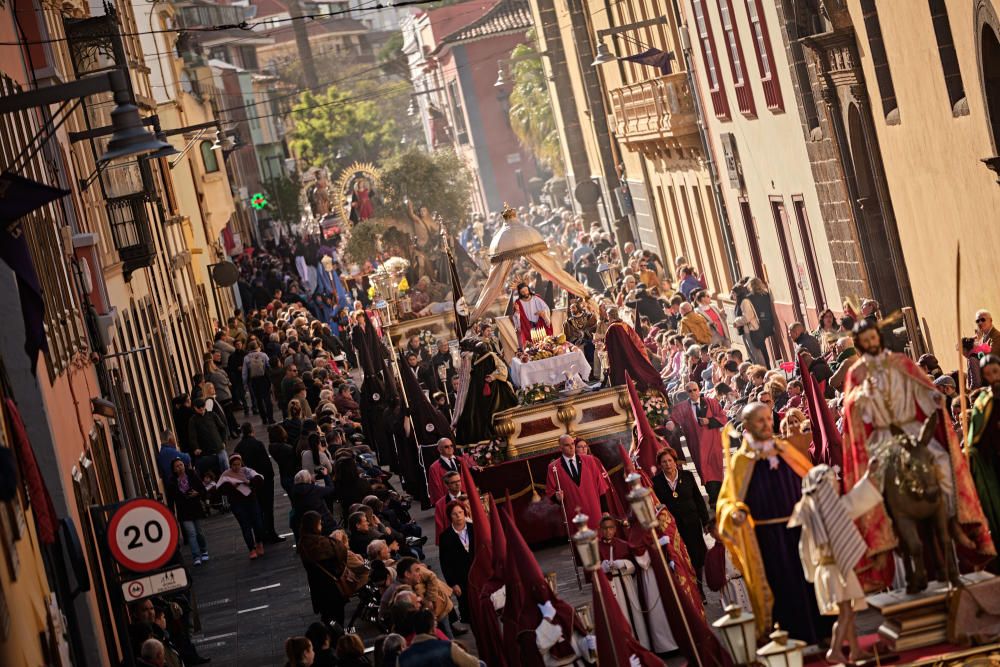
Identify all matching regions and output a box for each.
[977,317,988,323]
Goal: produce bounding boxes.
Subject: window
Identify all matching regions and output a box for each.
[718,0,755,116]
[448,80,469,144]
[744,0,784,111]
[692,0,730,118]
[791,197,826,315]
[860,0,898,120]
[770,198,805,325]
[201,141,219,173]
[928,0,967,114]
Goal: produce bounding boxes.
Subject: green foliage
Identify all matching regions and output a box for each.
[377,31,409,80]
[380,148,473,232]
[343,219,385,265]
[508,43,564,176]
[289,83,404,169]
[264,172,303,224]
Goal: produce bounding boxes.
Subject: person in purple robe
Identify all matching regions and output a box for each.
[717,402,832,644]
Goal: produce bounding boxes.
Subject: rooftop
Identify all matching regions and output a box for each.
[439,0,531,46]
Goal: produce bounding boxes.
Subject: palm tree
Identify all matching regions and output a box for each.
[508,43,564,176]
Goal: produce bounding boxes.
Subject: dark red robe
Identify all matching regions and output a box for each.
[605,321,666,393]
[545,454,609,529]
[670,396,726,484]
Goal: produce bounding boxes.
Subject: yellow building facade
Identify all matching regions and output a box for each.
[529,0,737,296]
[843,0,1000,363]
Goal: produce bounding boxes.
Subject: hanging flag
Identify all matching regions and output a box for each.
[447,234,469,339]
[620,48,676,75]
[0,172,65,372]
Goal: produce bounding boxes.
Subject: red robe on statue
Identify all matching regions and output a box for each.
[515,296,552,348]
[605,321,666,393]
[546,454,609,530]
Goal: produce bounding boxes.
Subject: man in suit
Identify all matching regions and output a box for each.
[434,471,470,544]
[427,438,471,506]
[438,500,475,624]
[545,434,609,530]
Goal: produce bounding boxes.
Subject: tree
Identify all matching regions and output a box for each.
[508,42,564,176]
[289,83,405,168]
[264,172,303,226]
[380,148,473,232]
[343,219,385,265]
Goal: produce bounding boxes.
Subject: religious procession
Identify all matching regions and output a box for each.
[4,0,1000,666]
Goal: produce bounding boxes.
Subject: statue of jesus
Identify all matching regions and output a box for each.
[842,319,994,589]
[511,282,551,348]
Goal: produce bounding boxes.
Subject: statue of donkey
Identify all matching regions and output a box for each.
[882,412,960,594]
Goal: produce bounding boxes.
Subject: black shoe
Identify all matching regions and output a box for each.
[264,535,287,544]
[406,536,428,548]
[452,623,469,636]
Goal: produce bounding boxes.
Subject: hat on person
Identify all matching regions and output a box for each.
[933,375,956,388]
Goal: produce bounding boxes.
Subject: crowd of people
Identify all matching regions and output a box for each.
[128,197,1000,667]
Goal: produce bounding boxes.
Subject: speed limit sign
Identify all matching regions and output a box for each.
[107,499,179,573]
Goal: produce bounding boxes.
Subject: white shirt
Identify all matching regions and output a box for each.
[454,525,470,551]
[562,455,580,476]
[439,456,458,472]
[514,295,551,328]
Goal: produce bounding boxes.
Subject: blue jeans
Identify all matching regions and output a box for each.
[217,450,230,476]
[182,520,207,558]
[230,500,263,551]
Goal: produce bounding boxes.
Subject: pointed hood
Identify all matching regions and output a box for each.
[592,568,667,666]
[488,494,507,582]
[626,373,665,479]
[798,349,843,469]
[501,499,580,643]
[399,360,454,445]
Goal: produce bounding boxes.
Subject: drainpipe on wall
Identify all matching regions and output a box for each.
[671,0,741,287]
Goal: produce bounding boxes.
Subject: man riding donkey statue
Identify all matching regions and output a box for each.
[842,319,994,592]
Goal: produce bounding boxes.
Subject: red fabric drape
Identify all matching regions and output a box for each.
[4,398,57,544]
[798,349,843,469]
[592,567,666,666]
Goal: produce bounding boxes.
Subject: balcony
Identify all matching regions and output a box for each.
[608,72,699,155]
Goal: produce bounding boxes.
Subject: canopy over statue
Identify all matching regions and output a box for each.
[470,204,592,322]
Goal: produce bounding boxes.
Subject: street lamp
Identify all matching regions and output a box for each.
[570,512,616,666]
[625,473,705,667]
[494,65,507,88]
[713,604,758,666]
[0,70,168,165]
[756,625,806,667]
[596,262,621,290]
[591,42,617,67]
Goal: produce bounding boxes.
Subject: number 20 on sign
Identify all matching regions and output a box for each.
[107,499,179,573]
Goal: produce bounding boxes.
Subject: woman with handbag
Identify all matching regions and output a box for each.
[298,510,349,626]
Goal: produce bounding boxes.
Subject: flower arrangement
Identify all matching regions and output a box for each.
[468,439,506,467]
[418,329,437,350]
[518,383,560,405]
[641,389,670,428]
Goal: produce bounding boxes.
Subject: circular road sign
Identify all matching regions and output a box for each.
[107,499,179,573]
